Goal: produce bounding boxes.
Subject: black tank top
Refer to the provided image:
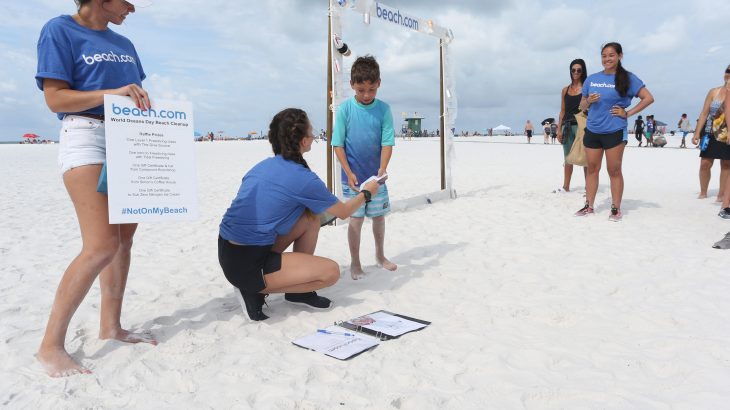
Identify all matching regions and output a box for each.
[563,91,581,124]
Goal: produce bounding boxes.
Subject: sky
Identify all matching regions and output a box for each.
[1,0,730,141]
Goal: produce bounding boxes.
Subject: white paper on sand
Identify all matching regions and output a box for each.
[348,311,428,338]
[292,325,380,360]
[358,173,388,191]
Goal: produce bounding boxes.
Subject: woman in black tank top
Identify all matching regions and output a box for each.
[554,58,587,193]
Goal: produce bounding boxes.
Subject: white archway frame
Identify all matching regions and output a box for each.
[326,0,457,210]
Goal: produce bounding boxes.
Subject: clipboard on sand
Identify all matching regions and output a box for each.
[291,325,380,360]
[291,310,430,360]
[336,310,431,341]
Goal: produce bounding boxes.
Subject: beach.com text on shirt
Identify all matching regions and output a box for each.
[376,3,419,31]
[82,50,137,65]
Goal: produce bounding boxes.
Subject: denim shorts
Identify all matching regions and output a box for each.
[341,183,390,218]
[58,115,106,173]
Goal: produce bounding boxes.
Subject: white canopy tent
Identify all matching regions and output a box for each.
[492,124,512,135]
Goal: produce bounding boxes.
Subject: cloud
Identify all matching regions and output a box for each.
[1,1,729,140]
[637,16,688,54]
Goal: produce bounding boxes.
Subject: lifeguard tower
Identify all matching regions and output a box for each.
[402,112,424,136]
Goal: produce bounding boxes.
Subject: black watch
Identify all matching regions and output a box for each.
[361,189,372,203]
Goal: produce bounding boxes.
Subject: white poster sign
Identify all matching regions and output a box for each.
[104,95,199,223]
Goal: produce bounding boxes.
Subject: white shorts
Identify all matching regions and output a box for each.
[58,115,106,174]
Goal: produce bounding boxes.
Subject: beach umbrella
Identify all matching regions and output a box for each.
[247,131,257,135]
[541,118,555,125]
[194,131,202,137]
[22,133,40,139]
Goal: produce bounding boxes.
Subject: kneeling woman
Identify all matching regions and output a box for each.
[218,108,381,321]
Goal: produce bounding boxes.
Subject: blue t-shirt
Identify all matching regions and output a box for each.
[219,155,339,245]
[36,15,146,120]
[582,71,645,134]
[331,97,395,183]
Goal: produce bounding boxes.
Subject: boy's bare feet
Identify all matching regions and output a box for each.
[350,264,366,280]
[99,328,158,345]
[377,257,397,271]
[698,193,708,199]
[36,347,91,378]
[716,196,723,202]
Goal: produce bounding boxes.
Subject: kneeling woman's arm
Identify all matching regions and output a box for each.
[325,179,381,219]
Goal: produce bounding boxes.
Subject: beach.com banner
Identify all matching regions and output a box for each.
[375,2,420,31]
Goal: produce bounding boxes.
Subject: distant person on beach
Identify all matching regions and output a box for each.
[524,120,533,143]
[678,113,691,148]
[218,108,382,321]
[550,122,558,144]
[35,0,154,377]
[634,115,645,146]
[332,55,397,280]
[575,42,654,221]
[543,123,550,144]
[555,58,588,193]
[645,115,655,147]
[691,64,730,201]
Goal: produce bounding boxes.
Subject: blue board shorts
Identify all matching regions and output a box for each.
[341,183,390,218]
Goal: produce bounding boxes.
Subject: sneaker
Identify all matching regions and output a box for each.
[719,208,730,219]
[609,206,622,222]
[234,287,269,321]
[574,202,594,216]
[285,292,333,309]
[712,232,730,249]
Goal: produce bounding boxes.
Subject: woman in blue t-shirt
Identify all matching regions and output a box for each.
[575,42,654,221]
[218,108,381,322]
[35,0,153,378]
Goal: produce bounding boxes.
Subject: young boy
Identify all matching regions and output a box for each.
[332,55,397,280]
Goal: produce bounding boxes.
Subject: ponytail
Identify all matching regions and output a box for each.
[267,108,310,170]
[615,60,629,97]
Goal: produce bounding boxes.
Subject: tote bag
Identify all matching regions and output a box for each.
[566,111,587,167]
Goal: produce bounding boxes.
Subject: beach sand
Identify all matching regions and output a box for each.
[2,136,729,408]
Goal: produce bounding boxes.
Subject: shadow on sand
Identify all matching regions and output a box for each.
[88,241,466,356]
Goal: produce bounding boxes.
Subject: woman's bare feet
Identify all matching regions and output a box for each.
[716,196,723,202]
[377,257,398,271]
[698,193,708,199]
[99,328,158,345]
[351,264,366,280]
[36,347,91,378]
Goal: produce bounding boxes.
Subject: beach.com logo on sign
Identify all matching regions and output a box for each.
[376,3,419,31]
[112,104,187,120]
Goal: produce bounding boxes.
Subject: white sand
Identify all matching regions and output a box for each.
[2,136,730,408]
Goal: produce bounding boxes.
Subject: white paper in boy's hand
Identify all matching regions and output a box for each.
[358,173,388,191]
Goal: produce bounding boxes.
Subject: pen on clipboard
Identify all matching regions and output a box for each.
[317,329,356,337]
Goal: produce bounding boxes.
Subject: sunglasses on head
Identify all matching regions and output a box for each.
[571,68,582,73]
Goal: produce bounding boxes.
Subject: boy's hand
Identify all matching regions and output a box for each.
[347,173,358,190]
[377,168,388,183]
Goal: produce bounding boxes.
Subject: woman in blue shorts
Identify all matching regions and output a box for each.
[575,42,654,221]
[218,108,381,321]
[35,0,154,378]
